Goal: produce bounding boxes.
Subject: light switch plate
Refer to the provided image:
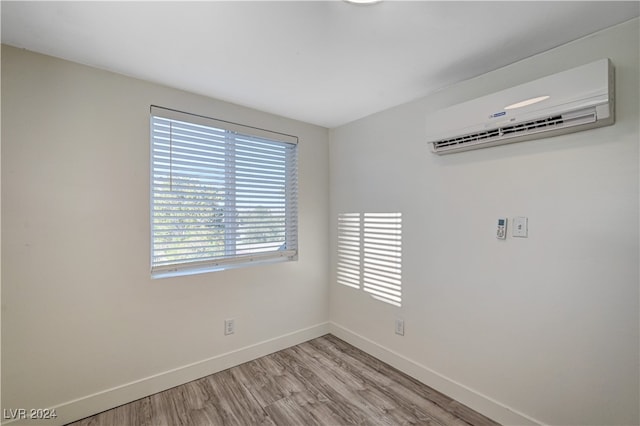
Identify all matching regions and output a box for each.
[513,216,528,238]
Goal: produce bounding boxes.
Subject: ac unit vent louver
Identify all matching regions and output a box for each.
[427,59,614,155]
[432,108,597,153]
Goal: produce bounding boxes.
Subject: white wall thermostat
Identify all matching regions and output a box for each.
[496,218,507,239]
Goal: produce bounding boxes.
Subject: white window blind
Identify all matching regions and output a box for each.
[150,106,298,277]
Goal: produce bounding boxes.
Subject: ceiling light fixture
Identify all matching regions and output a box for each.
[345,0,382,4]
[504,95,550,110]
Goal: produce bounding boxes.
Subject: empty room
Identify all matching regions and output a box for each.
[1,1,639,425]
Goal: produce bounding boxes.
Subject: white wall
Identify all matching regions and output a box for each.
[1,45,330,424]
[329,18,639,426]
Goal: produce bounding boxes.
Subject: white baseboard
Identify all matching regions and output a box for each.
[3,322,543,426]
[329,322,544,426]
[2,322,330,426]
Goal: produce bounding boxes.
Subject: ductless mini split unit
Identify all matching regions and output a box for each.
[426,58,614,154]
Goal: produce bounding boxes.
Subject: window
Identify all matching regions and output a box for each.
[337,212,402,307]
[150,106,298,277]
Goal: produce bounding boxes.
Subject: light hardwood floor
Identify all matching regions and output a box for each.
[68,334,500,426]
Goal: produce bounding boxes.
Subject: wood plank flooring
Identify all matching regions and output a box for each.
[68,334,500,426]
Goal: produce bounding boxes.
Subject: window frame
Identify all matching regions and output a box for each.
[150,106,299,278]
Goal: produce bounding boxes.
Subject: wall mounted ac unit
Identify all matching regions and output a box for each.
[427,58,614,155]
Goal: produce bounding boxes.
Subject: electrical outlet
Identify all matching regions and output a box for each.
[224,319,235,335]
[395,318,405,336]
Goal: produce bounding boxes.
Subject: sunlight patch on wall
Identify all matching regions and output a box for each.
[337,213,361,289]
[337,212,402,307]
[363,213,402,307]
